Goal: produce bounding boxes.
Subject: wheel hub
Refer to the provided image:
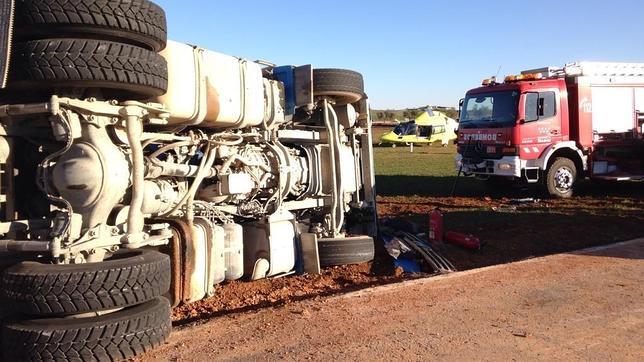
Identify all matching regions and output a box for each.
[554,167,573,192]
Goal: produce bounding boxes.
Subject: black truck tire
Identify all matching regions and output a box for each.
[15,0,167,51]
[8,38,168,98]
[544,157,577,198]
[318,236,375,267]
[313,68,365,105]
[1,249,171,316]
[2,297,172,361]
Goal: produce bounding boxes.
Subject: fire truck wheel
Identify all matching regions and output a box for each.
[545,157,577,198]
[15,0,167,52]
[8,38,168,99]
[0,249,171,316]
[313,68,365,105]
[2,297,171,362]
[318,236,375,267]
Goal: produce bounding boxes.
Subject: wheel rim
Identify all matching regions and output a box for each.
[554,167,574,192]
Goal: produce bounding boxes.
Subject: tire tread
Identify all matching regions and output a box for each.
[9,38,168,97]
[313,68,365,104]
[2,297,172,361]
[1,250,171,316]
[16,0,167,51]
[318,237,375,267]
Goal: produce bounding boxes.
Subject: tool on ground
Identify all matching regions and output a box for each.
[450,138,471,197]
[429,208,444,243]
[445,231,481,250]
[394,231,456,274]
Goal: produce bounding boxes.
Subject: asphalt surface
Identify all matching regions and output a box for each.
[145,238,644,361]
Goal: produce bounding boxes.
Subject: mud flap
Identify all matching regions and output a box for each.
[0,0,13,88]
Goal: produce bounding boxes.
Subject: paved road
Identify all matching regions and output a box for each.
[145,239,644,361]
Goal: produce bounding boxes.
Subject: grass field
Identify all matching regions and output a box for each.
[374,143,486,197]
[371,127,484,197]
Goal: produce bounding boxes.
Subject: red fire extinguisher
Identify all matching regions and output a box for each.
[429,208,444,243]
[445,231,481,250]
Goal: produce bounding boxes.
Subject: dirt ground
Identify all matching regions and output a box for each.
[146,239,644,361]
[173,185,644,323]
[172,261,405,324]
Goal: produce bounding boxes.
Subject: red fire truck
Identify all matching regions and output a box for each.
[456,62,644,197]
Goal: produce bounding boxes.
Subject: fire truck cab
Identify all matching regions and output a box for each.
[457,62,644,197]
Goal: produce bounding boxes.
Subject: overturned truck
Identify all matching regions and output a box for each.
[0,0,377,359]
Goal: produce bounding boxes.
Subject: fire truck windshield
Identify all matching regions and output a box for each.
[460,90,519,128]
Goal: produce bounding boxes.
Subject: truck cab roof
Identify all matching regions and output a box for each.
[467,78,564,96]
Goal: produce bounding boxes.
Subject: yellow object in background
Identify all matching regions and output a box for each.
[380,109,458,147]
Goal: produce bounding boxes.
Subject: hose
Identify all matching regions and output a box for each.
[152,133,247,220]
[451,139,472,197]
[161,141,213,218]
[36,109,75,257]
[149,140,195,160]
[185,143,217,224]
[141,133,191,149]
[148,158,217,178]
[161,132,231,219]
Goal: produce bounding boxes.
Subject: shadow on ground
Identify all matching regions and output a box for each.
[392,210,644,270]
[376,175,644,198]
[376,175,643,269]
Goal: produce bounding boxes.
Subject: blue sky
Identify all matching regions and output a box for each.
[155,0,644,109]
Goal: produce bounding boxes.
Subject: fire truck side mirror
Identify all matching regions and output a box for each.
[524,92,539,122]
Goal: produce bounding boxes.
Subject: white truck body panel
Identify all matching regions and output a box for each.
[591,86,635,134]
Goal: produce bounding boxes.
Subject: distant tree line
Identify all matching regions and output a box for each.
[374,111,397,120]
[439,108,459,120]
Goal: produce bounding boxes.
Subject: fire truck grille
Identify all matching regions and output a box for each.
[463,159,496,174]
[459,146,504,160]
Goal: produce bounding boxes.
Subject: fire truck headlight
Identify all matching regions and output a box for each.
[498,163,513,171]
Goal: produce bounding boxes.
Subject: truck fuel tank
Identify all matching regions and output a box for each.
[156,40,265,129]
